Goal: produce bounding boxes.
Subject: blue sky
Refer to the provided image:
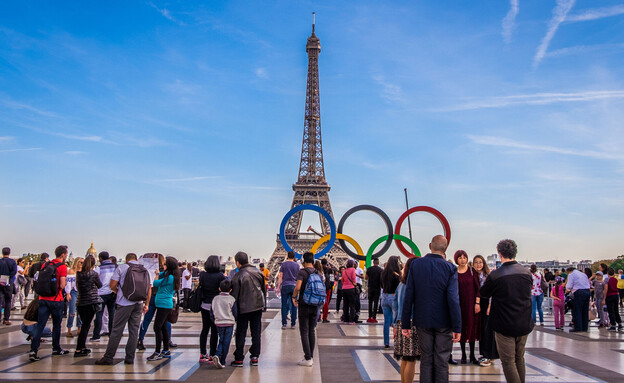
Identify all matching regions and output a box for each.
[1,1,623,263]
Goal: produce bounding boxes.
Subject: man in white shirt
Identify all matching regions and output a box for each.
[181,263,192,312]
[355,264,364,323]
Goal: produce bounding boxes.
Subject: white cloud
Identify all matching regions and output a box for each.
[546,43,624,58]
[0,136,14,142]
[533,0,575,68]
[434,90,624,111]
[467,135,624,161]
[0,99,58,117]
[372,75,405,103]
[566,4,624,22]
[502,0,519,44]
[148,2,185,26]
[64,151,87,155]
[55,133,104,142]
[0,147,41,153]
[255,68,268,79]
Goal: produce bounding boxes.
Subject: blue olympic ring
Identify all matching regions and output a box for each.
[279,204,336,259]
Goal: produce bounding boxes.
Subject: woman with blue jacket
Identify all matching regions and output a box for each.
[147,256,180,361]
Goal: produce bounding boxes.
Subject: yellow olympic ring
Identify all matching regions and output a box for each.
[311,233,364,258]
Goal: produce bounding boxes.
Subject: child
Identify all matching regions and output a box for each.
[551,277,566,330]
[592,272,608,327]
[211,279,237,368]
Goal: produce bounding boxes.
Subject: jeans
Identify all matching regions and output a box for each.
[417,327,453,383]
[321,287,333,320]
[234,309,262,361]
[606,295,622,326]
[342,288,357,322]
[76,304,97,350]
[154,307,172,353]
[22,323,52,337]
[381,293,397,346]
[102,303,143,362]
[139,298,171,340]
[553,299,565,328]
[531,293,544,324]
[93,293,116,338]
[182,288,190,310]
[298,304,317,360]
[495,332,528,383]
[216,326,234,365]
[368,290,380,319]
[31,299,64,353]
[200,307,218,356]
[281,285,297,326]
[67,290,82,329]
[0,285,12,321]
[572,289,590,331]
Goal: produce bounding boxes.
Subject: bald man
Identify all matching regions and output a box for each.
[401,235,461,383]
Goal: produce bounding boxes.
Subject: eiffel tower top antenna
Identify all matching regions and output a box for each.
[312,12,315,34]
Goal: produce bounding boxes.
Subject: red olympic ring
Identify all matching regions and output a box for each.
[394,206,451,258]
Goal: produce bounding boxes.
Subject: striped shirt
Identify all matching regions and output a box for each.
[96,260,117,296]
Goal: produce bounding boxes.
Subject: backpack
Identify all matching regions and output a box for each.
[121,263,150,302]
[34,261,63,297]
[302,269,326,306]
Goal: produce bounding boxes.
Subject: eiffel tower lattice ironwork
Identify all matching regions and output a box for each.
[267,15,349,284]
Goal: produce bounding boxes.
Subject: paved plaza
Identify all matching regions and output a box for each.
[1,301,623,383]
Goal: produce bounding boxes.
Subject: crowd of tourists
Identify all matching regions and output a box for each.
[1,241,623,383]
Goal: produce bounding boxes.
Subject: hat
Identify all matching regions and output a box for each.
[596,271,604,276]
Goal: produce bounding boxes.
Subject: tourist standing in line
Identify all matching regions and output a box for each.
[96,253,151,365]
[394,257,419,383]
[529,265,545,326]
[181,263,192,312]
[592,271,608,328]
[230,251,265,367]
[354,263,364,322]
[0,247,17,325]
[551,277,566,330]
[381,256,401,349]
[65,257,83,338]
[27,253,49,299]
[74,255,101,357]
[365,258,382,324]
[211,279,237,368]
[292,252,321,366]
[138,254,172,350]
[480,239,533,383]
[335,266,345,313]
[198,255,226,363]
[604,268,623,331]
[147,256,179,361]
[320,259,335,323]
[473,254,497,367]
[259,263,270,312]
[277,251,300,329]
[565,266,591,332]
[29,245,71,361]
[15,258,27,310]
[92,251,116,341]
[341,260,358,324]
[453,250,480,365]
[401,235,461,383]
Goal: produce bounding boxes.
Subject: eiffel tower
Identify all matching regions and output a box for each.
[266,15,349,284]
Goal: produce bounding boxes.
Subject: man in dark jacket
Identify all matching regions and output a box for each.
[401,235,461,383]
[230,251,266,367]
[480,239,533,383]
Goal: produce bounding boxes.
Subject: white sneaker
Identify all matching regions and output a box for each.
[298,358,313,367]
[213,355,223,369]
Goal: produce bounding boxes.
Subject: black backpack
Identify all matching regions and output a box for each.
[35,261,63,297]
[121,263,150,302]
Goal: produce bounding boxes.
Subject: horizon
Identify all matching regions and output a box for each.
[1,1,623,264]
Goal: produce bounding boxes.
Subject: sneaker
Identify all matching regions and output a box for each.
[366,318,373,323]
[213,355,223,369]
[479,358,492,367]
[230,360,243,367]
[89,337,101,342]
[161,350,172,358]
[298,358,313,367]
[355,320,363,324]
[74,349,90,357]
[137,339,146,350]
[52,349,70,356]
[384,345,390,350]
[608,326,617,332]
[322,320,330,323]
[146,352,163,361]
[94,358,114,365]
[199,354,209,363]
[124,359,134,365]
[29,351,40,362]
[3,321,11,325]
[250,357,259,366]
[371,318,378,323]
[101,332,109,337]
[282,325,287,330]
[291,324,296,329]
[169,341,178,348]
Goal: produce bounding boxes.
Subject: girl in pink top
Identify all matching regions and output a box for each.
[551,277,566,330]
[341,260,358,323]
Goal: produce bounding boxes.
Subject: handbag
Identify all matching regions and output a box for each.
[188,284,204,313]
[539,273,548,294]
[167,293,180,324]
[346,271,361,295]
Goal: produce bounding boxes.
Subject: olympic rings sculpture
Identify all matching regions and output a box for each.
[279,204,451,267]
